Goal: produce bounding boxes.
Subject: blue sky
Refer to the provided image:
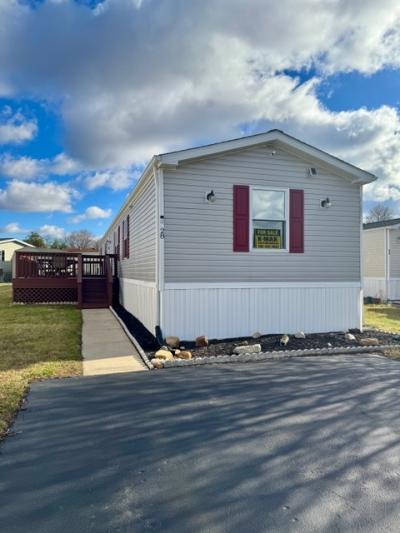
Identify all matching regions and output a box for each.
[1,0,400,242]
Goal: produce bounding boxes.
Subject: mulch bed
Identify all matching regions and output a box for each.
[112,304,400,358]
[154,329,400,359]
[112,302,159,351]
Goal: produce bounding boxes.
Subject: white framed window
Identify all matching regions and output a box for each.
[250,187,289,251]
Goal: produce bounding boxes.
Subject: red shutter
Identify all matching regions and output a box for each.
[122,220,125,258]
[117,225,121,259]
[289,189,304,253]
[233,185,249,252]
[126,215,130,259]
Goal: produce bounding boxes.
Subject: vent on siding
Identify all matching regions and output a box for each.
[308,167,318,177]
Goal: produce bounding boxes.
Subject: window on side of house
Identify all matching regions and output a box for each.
[0,250,4,262]
[251,188,288,250]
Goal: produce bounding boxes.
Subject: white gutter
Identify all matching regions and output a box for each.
[385,228,390,301]
[154,162,165,331]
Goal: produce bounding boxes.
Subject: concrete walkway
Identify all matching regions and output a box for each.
[82,309,147,375]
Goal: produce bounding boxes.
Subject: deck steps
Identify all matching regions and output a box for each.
[81,278,109,308]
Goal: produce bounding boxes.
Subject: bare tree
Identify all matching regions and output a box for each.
[365,204,395,223]
[65,230,96,250]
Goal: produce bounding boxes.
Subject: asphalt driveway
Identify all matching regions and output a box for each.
[1,354,400,532]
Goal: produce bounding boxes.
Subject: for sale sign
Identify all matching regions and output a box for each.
[254,228,281,249]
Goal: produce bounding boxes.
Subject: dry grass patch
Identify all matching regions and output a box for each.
[364,304,400,361]
[0,285,82,439]
[364,304,400,334]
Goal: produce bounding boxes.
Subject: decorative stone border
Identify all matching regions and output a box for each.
[163,344,397,368]
[109,306,154,370]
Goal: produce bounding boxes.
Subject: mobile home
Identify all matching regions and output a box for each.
[100,130,377,340]
[363,219,400,302]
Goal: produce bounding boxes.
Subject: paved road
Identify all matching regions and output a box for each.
[1,354,400,532]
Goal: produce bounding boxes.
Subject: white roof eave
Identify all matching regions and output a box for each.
[158,130,377,185]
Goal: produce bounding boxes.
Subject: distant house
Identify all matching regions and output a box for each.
[363,218,400,301]
[0,238,34,282]
[100,129,377,340]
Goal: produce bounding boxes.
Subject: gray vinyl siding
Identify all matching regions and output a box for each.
[390,229,400,278]
[363,229,385,278]
[163,145,362,283]
[103,172,156,282]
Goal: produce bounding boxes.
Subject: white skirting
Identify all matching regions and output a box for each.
[161,282,362,340]
[364,277,400,300]
[119,278,157,334]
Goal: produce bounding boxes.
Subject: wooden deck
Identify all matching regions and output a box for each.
[12,251,118,309]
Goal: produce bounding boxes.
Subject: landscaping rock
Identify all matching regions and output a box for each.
[165,336,180,348]
[173,349,181,356]
[252,331,262,339]
[295,331,306,339]
[280,335,289,346]
[152,358,164,369]
[155,349,174,361]
[359,337,380,346]
[195,335,209,347]
[327,343,332,348]
[175,350,192,360]
[345,333,356,341]
[233,344,261,355]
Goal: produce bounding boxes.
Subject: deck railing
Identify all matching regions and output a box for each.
[15,252,79,278]
[14,251,118,279]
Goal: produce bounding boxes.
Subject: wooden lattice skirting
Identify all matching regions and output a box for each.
[13,287,78,304]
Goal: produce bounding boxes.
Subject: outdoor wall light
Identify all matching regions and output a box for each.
[206,190,216,203]
[320,197,332,208]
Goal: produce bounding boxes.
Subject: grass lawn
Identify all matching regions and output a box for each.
[0,284,82,439]
[364,304,400,361]
[364,304,400,333]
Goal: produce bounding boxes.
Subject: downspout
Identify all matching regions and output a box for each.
[385,228,390,302]
[359,187,364,331]
[154,158,164,345]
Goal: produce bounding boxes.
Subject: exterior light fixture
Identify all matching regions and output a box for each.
[321,197,332,208]
[206,190,216,203]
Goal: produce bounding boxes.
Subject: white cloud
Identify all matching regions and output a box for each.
[39,224,66,239]
[0,180,77,212]
[0,107,37,144]
[84,169,136,191]
[0,154,44,180]
[0,222,26,234]
[0,0,400,204]
[70,205,112,224]
[51,153,81,175]
[0,152,82,180]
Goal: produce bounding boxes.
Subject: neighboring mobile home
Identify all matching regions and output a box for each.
[363,218,400,302]
[100,129,377,340]
[0,238,34,282]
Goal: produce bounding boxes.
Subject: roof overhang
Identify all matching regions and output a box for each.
[156,129,377,185]
[0,239,34,247]
[364,224,400,231]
